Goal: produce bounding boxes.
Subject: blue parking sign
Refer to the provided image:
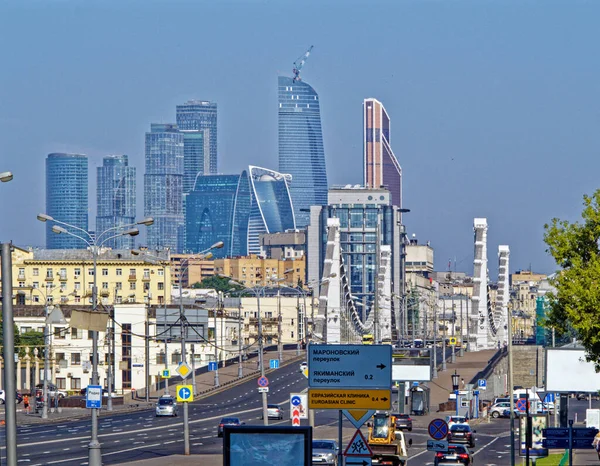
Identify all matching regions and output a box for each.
[477,379,487,390]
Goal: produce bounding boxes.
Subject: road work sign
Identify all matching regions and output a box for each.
[308,389,391,410]
[308,344,392,389]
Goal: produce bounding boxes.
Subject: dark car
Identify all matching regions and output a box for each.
[447,424,476,448]
[217,417,243,437]
[434,444,473,466]
[0,390,23,404]
[80,386,109,397]
[393,413,413,431]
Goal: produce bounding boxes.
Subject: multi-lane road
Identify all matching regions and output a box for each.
[0,357,595,465]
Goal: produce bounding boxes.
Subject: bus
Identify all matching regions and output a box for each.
[362,334,374,345]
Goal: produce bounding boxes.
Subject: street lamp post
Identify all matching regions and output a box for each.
[452,370,460,416]
[37,213,152,466]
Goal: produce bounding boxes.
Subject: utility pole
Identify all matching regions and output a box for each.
[451,303,456,363]
[2,243,17,466]
[107,305,114,411]
[374,221,380,344]
[459,298,465,357]
[277,285,283,362]
[442,300,447,371]
[214,303,219,387]
[179,284,190,455]
[238,301,243,379]
[508,303,516,466]
[89,247,102,466]
[433,297,438,379]
[145,310,150,403]
[191,344,197,395]
[42,302,50,419]
[257,295,269,425]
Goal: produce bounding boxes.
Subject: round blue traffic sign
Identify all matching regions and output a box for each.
[428,418,449,440]
[178,386,191,400]
[258,376,269,387]
[291,395,302,406]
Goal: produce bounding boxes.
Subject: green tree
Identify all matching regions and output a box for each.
[18,330,45,358]
[192,275,245,293]
[544,190,600,369]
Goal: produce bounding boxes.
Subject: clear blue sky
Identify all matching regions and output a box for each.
[1,0,599,276]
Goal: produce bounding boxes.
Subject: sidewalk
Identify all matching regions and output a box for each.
[2,348,304,425]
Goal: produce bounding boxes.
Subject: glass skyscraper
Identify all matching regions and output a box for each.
[184,166,295,257]
[176,100,217,191]
[144,123,184,251]
[363,98,402,208]
[278,76,328,228]
[96,155,136,249]
[184,174,249,258]
[45,153,88,249]
[246,166,296,254]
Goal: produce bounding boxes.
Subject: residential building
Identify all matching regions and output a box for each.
[184,174,250,258]
[170,254,215,288]
[5,246,171,307]
[363,98,402,208]
[214,255,305,288]
[307,186,402,325]
[278,76,328,228]
[260,231,306,260]
[511,270,547,286]
[176,100,218,179]
[96,155,136,249]
[246,166,296,255]
[45,153,88,249]
[144,123,184,252]
[405,236,434,277]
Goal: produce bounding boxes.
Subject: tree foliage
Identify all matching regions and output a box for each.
[192,275,245,293]
[544,190,600,369]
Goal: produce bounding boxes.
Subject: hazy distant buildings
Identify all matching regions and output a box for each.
[144,123,184,251]
[363,98,402,208]
[45,153,88,249]
[278,76,328,228]
[176,100,217,192]
[96,155,136,249]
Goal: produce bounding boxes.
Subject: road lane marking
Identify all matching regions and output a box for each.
[473,436,499,456]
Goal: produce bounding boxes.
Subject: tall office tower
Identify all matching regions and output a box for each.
[363,98,402,208]
[176,100,218,190]
[184,174,250,258]
[96,155,136,249]
[144,124,184,251]
[245,165,296,255]
[278,76,328,228]
[45,153,89,249]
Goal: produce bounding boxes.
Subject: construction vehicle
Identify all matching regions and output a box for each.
[367,412,411,465]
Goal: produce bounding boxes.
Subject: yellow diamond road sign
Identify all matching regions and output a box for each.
[308,389,391,410]
[175,362,192,379]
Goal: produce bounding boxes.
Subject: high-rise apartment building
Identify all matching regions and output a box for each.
[45,153,88,249]
[144,123,184,251]
[176,100,217,191]
[363,98,402,208]
[278,76,328,228]
[96,155,136,249]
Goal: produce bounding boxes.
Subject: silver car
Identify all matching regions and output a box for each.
[312,439,339,466]
[155,396,178,417]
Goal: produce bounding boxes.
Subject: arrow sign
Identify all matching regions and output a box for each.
[345,459,372,466]
[308,344,392,389]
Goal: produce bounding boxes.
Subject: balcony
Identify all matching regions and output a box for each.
[17,274,25,280]
[128,274,137,281]
[142,274,151,281]
[45,275,54,281]
[59,273,68,281]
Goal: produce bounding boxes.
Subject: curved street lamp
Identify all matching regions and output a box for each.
[0,171,13,182]
[37,213,151,466]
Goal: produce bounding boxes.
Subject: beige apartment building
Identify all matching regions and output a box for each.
[3,246,171,306]
[170,254,215,288]
[214,255,305,287]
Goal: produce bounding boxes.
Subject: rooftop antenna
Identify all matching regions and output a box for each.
[293,45,314,82]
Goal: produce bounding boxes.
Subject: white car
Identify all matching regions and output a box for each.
[445,415,468,426]
[299,361,308,373]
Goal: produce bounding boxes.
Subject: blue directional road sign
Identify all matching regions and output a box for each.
[85,385,102,409]
[208,362,217,371]
[270,359,279,369]
[176,385,193,403]
[291,395,302,407]
[308,344,392,389]
[428,418,449,440]
[543,438,596,449]
[477,379,487,390]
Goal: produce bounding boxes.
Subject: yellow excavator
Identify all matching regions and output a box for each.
[367,412,411,466]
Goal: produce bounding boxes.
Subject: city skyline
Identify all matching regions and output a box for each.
[3,1,599,274]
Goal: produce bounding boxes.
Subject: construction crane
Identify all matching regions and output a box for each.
[292,45,314,82]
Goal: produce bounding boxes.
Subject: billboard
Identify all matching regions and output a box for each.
[224,426,312,466]
[545,348,600,392]
[392,349,432,382]
[520,414,548,458]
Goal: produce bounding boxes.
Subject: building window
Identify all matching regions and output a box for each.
[116,282,122,290]
[129,268,136,277]
[88,330,94,339]
[115,296,122,304]
[55,352,65,363]
[158,282,164,291]
[21,326,31,333]
[54,328,66,339]
[121,323,132,389]
[88,269,94,276]
[102,268,109,276]
[71,328,81,339]
[130,282,136,290]
[33,268,39,277]
[56,378,66,390]
[143,282,150,291]
[171,351,182,365]
[74,282,81,290]
[71,378,81,390]
[33,282,39,289]
[102,282,109,289]
[60,282,67,292]
[71,353,81,365]
[116,268,122,276]
[156,352,166,365]
[74,268,81,277]
[158,269,164,276]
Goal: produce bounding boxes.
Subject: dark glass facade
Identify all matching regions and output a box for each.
[45,153,88,249]
[176,100,217,184]
[278,76,328,228]
[96,155,136,249]
[144,123,184,251]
